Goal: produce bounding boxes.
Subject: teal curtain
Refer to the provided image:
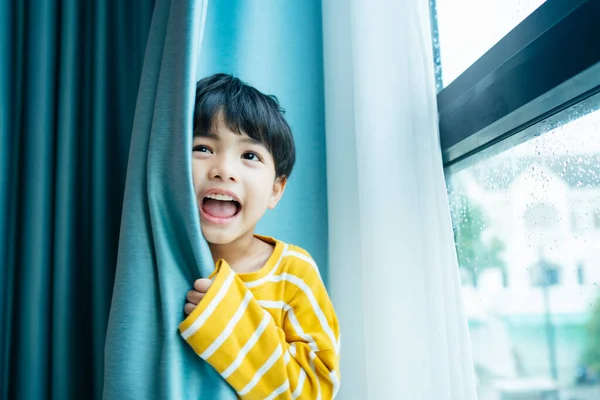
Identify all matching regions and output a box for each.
[0,1,154,399]
[103,0,238,398]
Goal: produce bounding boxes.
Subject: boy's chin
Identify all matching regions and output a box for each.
[200,226,241,246]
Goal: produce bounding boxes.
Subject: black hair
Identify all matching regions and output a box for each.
[193,73,296,180]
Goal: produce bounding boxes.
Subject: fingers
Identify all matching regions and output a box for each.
[186,289,205,305]
[184,291,202,316]
[193,278,212,293]
[184,279,213,316]
[184,302,196,315]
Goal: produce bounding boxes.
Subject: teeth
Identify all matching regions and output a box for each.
[205,193,237,202]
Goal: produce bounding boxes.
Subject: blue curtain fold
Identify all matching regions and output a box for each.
[0,1,153,399]
[103,0,238,398]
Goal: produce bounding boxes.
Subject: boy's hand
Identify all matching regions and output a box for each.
[184,278,212,316]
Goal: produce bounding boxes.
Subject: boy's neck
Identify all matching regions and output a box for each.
[208,232,273,273]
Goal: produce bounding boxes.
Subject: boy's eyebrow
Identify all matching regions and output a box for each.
[194,129,264,146]
[239,136,263,146]
[194,130,219,139]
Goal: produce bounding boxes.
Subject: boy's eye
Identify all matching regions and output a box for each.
[193,145,212,153]
[242,152,261,162]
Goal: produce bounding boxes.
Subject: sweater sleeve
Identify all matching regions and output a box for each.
[179,260,340,400]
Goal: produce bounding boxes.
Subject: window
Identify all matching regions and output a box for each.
[433,0,546,88]
[433,0,600,398]
[446,97,600,400]
[529,259,561,287]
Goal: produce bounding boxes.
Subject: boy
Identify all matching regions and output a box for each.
[178,74,341,399]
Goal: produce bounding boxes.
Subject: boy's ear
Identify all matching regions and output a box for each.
[268,176,287,210]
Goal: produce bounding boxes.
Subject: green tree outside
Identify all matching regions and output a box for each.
[453,198,507,288]
[583,294,600,374]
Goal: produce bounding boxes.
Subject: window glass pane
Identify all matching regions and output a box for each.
[447,102,600,399]
[433,0,546,88]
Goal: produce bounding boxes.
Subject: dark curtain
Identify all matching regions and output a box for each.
[0,1,154,399]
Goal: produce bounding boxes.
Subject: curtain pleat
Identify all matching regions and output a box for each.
[103,1,241,398]
[0,1,154,398]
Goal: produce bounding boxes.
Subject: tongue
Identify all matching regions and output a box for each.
[203,199,238,218]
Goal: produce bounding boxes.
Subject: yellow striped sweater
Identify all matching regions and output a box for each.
[179,236,341,399]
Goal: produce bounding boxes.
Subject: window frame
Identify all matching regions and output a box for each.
[435,0,600,169]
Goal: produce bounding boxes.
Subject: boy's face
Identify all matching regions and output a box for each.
[191,114,286,245]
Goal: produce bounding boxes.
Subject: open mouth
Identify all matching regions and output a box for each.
[200,193,241,223]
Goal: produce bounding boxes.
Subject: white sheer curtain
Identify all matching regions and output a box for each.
[322,1,478,399]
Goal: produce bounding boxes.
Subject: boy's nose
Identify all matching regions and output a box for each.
[208,157,238,182]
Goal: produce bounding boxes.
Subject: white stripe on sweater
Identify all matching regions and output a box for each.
[200,291,253,359]
[265,273,338,354]
[221,310,271,379]
[285,250,322,279]
[238,344,283,396]
[258,300,320,352]
[330,370,341,398]
[292,369,307,399]
[181,270,235,340]
[309,350,322,400]
[265,380,290,400]
[284,350,291,365]
[245,244,289,288]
